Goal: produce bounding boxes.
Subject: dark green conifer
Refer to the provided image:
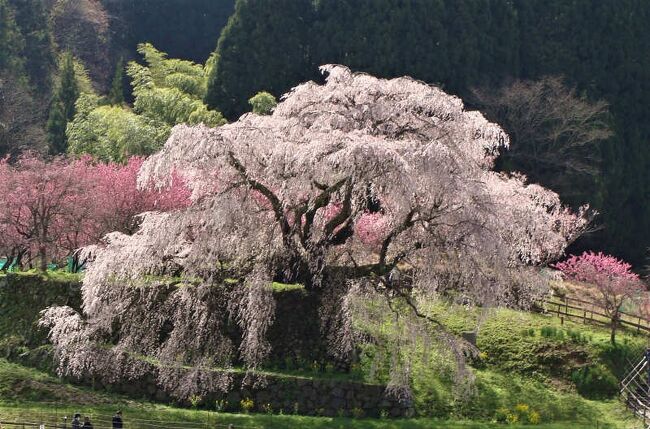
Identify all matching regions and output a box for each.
[108,57,125,106]
[47,52,79,154]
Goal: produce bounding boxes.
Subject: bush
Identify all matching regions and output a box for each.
[540,326,566,340]
[528,410,541,424]
[571,364,618,399]
[240,397,254,413]
[248,91,277,115]
[495,403,541,425]
[495,407,509,423]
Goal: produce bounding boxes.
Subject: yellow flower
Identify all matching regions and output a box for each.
[514,403,529,414]
[528,410,541,425]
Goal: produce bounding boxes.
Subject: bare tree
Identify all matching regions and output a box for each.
[0,72,48,157]
[471,77,612,203]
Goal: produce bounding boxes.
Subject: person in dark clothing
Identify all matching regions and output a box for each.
[112,410,123,428]
[82,416,93,429]
[71,413,82,429]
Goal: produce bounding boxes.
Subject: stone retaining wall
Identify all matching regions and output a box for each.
[89,366,413,418]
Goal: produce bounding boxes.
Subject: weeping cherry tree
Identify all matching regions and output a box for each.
[42,65,591,400]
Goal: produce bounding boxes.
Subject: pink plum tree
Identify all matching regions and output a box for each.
[0,154,190,271]
[554,251,645,344]
[0,155,93,271]
[41,65,591,398]
[90,156,190,235]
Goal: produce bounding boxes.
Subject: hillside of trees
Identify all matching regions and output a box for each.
[206,0,650,268]
[1,0,648,266]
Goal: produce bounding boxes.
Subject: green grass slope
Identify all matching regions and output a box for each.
[0,273,644,428]
[0,360,635,429]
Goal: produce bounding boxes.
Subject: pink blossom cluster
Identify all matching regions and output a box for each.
[0,154,190,269]
[554,251,640,285]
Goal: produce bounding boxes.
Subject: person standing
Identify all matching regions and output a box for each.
[71,413,82,429]
[81,416,93,429]
[112,410,123,428]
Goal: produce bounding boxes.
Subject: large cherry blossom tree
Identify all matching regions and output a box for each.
[42,66,591,398]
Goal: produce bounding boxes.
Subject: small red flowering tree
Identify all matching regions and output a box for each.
[554,251,646,344]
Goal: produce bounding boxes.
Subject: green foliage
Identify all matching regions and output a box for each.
[0,358,111,404]
[67,93,167,163]
[71,58,94,95]
[205,0,315,118]
[108,57,125,105]
[249,91,277,115]
[46,100,67,154]
[67,43,225,161]
[57,53,80,122]
[571,364,618,399]
[240,397,254,413]
[189,394,202,409]
[127,45,227,126]
[0,0,23,73]
[47,52,79,154]
[0,399,627,429]
[269,282,304,293]
[0,273,638,427]
[0,272,81,353]
[8,0,54,92]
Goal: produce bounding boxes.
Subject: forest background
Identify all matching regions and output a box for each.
[0,0,648,268]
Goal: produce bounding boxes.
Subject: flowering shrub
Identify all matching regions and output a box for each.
[528,410,541,424]
[189,394,202,409]
[240,398,254,413]
[495,404,541,425]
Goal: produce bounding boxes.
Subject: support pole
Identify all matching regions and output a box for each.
[646,348,650,399]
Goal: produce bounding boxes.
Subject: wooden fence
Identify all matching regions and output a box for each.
[540,295,650,335]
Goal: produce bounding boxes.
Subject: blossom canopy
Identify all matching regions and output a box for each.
[42,65,590,397]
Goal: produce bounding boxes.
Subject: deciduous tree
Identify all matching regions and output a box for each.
[0,155,92,271]
[42,66,590,398]
[248,91,277,115]
[108,57,125,106]
[0,154,190,271]
[47,52,79,154]
[471,77,612,206]
[554,251,645,344]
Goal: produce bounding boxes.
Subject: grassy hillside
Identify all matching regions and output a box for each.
[0,272,644,428]
[0,358,636,429]
[0,272,81,371]
[355,301,645,425]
